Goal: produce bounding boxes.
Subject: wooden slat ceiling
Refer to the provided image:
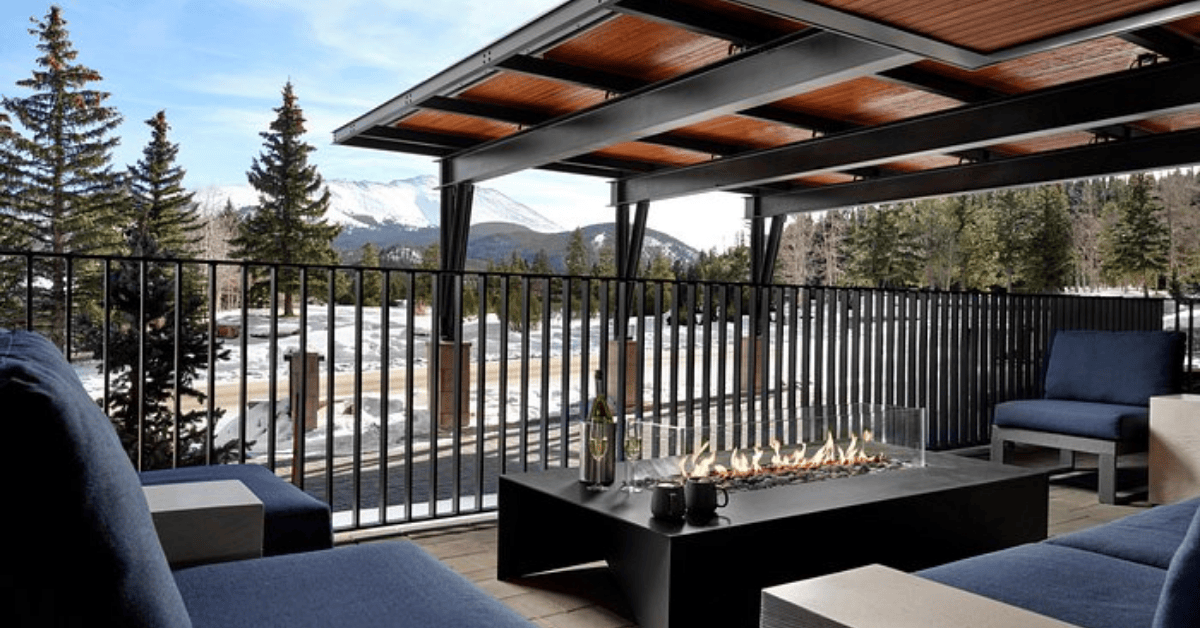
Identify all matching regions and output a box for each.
[814,0,1185,53]
[336,0,1200,216]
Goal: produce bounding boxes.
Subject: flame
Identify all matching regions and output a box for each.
[678,430,883,482]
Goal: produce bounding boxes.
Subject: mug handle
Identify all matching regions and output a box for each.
[716,486,729,507]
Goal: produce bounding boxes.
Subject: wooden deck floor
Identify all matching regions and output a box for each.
[339,447,1154,628]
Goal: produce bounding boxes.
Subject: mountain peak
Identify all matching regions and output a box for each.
[193,177,565,235]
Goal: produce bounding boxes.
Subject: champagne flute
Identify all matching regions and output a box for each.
[586,419,610,491]
[621,420,644,492]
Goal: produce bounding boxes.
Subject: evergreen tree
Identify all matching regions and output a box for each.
[1103,173,1169,296]
[2,6,126,343]
[845,206,912,288]
[1021,185,1073,293]
[127,111,202,254]
[356,242,384,307]
[98,110,233,469]
[562,227,590,317]
[565,227,590,276]
[0,111,28,325]
[230,81,340,316]
[993,190,1039,291]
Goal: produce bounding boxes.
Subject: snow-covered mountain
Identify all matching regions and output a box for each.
[192,175,699,269]
[192,175,564,245]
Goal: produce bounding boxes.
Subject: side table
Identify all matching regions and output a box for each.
[1149,394,1200,504]
[760,564,1078,628]
[143,479,264,567]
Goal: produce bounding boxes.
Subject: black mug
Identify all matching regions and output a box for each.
[685,477,729,521]
[651,482,686,521]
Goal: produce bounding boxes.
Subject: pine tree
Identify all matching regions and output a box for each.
[1103,173,1169,296]
[0,111,29,325]
[845,206,912,288]
[1021,185,1073,293]
[565,227,590,276]
[2,6,126,343]
[230,82,340,316]
[96,109,233,469]
[992,190,1039,291]
[127,111,202,255]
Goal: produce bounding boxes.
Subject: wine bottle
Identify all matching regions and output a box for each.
[590,369,613,422]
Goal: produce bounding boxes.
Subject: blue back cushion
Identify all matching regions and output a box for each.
[1043,330,1184,406]
[1154,503,1200,628]
[0,330,192,627]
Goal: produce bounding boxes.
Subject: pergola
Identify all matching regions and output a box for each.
[335,0,1200,338]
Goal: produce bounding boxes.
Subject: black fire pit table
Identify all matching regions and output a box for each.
[497,450,1047,628]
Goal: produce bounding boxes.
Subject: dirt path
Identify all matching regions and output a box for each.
[197,354,604,412]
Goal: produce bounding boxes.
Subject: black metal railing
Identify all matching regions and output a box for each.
[0,250,1176,530]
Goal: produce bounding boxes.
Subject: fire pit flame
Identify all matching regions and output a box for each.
[678,430,883,483]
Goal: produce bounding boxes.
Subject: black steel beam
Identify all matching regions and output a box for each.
[615,58,1200,204]
[420,96,548,127]
[727,0,1200,69]
[614,0,788,47]
[497,55,645,93]
[437,176,475,341]
[755,127,1200,217]
[335,0,620,144]
[347,125,648,178]
[877,66,1002,102]
[442,31,916,185]
[1119,26,1200,60]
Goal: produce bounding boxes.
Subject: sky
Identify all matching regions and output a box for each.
[0,0,749,252]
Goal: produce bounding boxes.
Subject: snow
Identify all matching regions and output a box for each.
[193,175,565,233]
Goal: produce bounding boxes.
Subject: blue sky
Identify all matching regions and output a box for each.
[0,0,747,250]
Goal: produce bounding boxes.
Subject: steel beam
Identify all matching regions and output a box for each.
[727,0,1200,69]
[613,0,788,47]
[334,0,620,144]
[438,175,475,341]
[615,58,1200,205]
[748,197,785,286]
[754,128,1200,217]
[441,31,917,185]
[497,55,645,93]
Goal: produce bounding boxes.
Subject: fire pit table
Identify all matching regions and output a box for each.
[497,408,1048,628]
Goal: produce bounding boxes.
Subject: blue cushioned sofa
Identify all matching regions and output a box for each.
[991,330,1186,504]
[0,329,534,628]
[918,496,1200,628]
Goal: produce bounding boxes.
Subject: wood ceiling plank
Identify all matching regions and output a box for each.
[814,0,1185,51]
[543,14,732,83]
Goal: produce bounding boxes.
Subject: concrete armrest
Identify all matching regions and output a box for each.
[761,564,1081,628]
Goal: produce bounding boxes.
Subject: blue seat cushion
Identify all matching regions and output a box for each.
[1048,498,1200,569]
[993,399,1148,441]
[918,543,1163,628]
[1153,503,1200,628]
[141,464,332,555]
[0,330,192,627]
[1043,330,1184,406]
[175,542,534,628]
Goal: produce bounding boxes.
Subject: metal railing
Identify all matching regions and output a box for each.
[0,250,1176,531]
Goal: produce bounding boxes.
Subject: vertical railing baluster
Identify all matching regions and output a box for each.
[379,269,391,524]
[404,271,416,523]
